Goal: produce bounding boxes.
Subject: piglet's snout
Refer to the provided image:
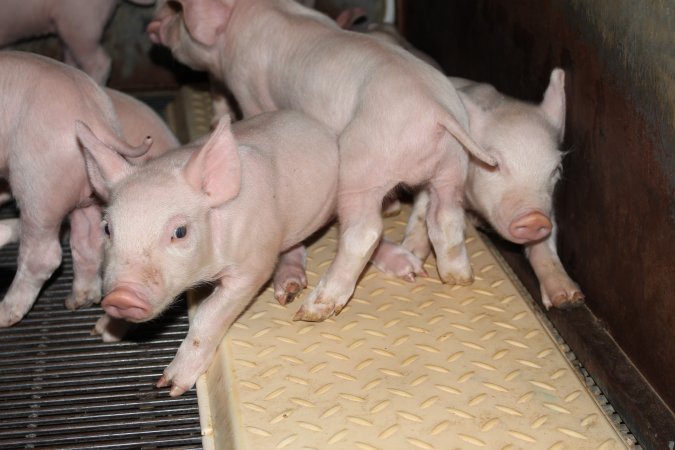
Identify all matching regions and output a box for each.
[509,211,552,243]
[102,287,152,322]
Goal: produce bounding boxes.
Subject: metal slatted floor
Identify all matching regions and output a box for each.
[0,204,203,449]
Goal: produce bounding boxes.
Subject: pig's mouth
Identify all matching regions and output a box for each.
[102,286,153,322]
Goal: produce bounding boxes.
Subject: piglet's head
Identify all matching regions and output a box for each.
[463,69,566,244]
[147,0,234,71]
[76,117,241,322]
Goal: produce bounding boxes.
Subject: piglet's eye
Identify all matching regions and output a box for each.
[102,221,111,237]
[172,225,187,240]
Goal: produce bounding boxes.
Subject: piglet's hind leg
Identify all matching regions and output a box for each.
[66,205,103,310]
[426,179,473,286]
[401,189,433,261]
[273,244,308,305]
[294,191,383,322]
[0,218,62,327]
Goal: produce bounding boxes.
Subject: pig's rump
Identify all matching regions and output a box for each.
[0,51,168,328]
[0,52,119,211]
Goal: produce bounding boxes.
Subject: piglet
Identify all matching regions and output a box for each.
[398,69,584,309]
[332,18,582,308]
[0,0,155,85]
[0,51,157,327]
[76,110,338,396]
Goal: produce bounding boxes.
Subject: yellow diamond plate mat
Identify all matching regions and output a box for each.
[192,212,629,450]
[168,85,630,450]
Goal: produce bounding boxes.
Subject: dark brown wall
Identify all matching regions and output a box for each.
[399,0,674,415]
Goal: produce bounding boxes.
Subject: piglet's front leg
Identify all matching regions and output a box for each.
[92,314,133,343]
[157,273,265,397]
[526,224,584,309]
[0,218,20,248]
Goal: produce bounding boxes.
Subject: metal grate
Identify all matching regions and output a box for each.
[0,205,203,449]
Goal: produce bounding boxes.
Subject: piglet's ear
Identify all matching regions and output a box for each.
[335,7,368,29]
[76,121,133,202]
[183,115,241,207]
[180,0,231,46]
[541,68,566,143]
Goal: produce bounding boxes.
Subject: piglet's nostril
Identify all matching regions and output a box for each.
[102,287,151,321]
[509,212,552,242]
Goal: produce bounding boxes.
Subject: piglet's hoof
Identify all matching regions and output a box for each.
[274,280,304,306]
[547,290,585,310]
[439,272,474,286]
[0,303,24,328]
[65,289,100,311]
[371,244,427,282]
[541,277,585,310]
[293,300,337,322]
[156,375,190,397]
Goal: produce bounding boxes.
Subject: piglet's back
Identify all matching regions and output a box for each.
[233,110,339,248]
[0,52,117,129]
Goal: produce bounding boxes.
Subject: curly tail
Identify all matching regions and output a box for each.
[439,114,496,167]
[78,119,154,159]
